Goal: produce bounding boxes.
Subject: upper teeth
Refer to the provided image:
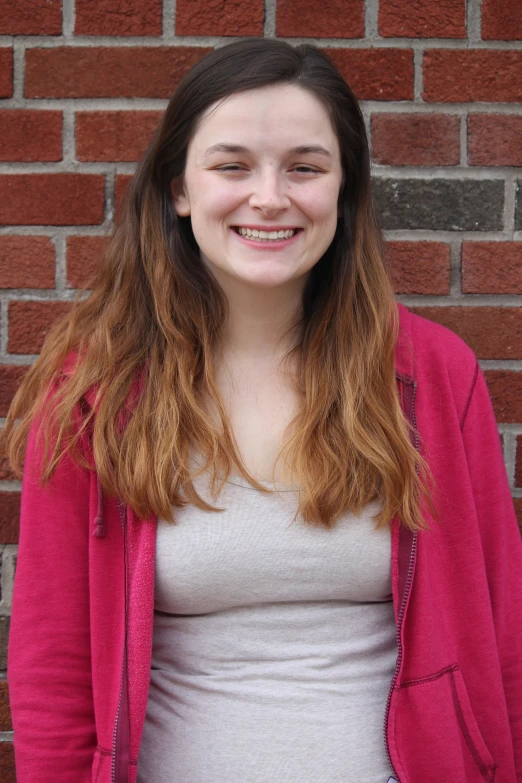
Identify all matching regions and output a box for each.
[237,227,296,239]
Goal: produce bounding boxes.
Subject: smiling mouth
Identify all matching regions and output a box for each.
[232,227,302,242]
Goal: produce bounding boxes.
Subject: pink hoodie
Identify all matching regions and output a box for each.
[8,303,522,783]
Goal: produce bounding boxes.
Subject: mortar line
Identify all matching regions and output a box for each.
[164,0,176,38]
[5,35,522,49]
[264,0,276,37]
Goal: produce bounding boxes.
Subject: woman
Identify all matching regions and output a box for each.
[4,38,522,783]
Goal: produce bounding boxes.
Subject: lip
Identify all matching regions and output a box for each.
[230,226,302,250]
[232,224,303,232]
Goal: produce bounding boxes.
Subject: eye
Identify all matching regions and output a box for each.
[292,165,321,174]
[215,165,245,172]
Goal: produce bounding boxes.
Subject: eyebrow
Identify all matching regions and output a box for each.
[202,143,332,159]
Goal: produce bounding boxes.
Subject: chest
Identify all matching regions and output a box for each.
[204,360,302,483]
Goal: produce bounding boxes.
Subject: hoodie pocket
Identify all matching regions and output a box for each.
[449,667,496,782]
[394,664,496,783]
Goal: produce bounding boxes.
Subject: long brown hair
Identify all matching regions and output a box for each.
[2,38,436,530]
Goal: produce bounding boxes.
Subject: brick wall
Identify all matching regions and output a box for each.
[0,0,521,776]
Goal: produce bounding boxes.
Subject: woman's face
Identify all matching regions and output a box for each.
[172,83,343,290]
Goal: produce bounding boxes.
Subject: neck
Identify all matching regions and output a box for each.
[214,272,306,365]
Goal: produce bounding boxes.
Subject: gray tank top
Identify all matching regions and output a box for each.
[138,464,397,783]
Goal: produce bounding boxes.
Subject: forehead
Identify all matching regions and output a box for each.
[190,84,339,160]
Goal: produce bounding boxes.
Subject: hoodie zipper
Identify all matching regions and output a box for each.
[112,501,128,783]
[383,379,420,782]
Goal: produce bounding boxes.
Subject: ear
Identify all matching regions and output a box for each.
[171,179,191,217]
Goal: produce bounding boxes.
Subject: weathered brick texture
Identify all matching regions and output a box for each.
[371,113,460,166]
[76,111,163,162]
[0,456,16,482]
[379,0,466,38]
[25,47,211,99]
[468,115,522,167]
[0,49,13,98]
[0,494,20,545]
[0,740,15,783]
[75,0,162,36]
[0,681,12,731]
[0,236,55,289]
[485,372,522,424]
[325,49,414,101]
[276,0,364,38]
[0,366,28,417]
[0,111,62,162]
[0,174,105,226]
[67,236,109,288]
[373,178,504,231]
[176,0,264,36]
[385,241,450,295]
[0,618,9,670]
[423,51,522,103]
[481,0,522,40]
[8,301,72,354]
[462,243,522,295]
[0,0,62,35]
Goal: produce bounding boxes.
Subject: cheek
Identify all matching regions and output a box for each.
[198,178,246,216]
[301,190,339,226]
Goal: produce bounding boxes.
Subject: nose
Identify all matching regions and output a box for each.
[249,169,291,214]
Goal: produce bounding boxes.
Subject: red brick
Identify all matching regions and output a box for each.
[424,50,522,103]
[0,0,61,34]
[0,618,9,670]
[0,455,16,482]
[325,49,414,101]
[75,0,162,36]
[411,306,522,360]
[25,47,211,99]
[484,371,522,423]
[114,174,133,223]
[514,498,522,531]
[176,0,263,36]
[0,236,55,289]
[0,493,20,544]
[0,741,15,783]
[276,0,364,38]
[462,242,522,295]
[8,301,71,354]
[67,235,109,288]
[0,682,11,731]
[385,241,450,295]
[76,110,162,162]
[468,115,522,167]
[0,49,13,98]
[379,0,465,38]
[516,435,522,488]
[0,110,62,162]
[482,0,522,40]
[0,366,28,417]
[371,113,460,166]
[0,174,104,226]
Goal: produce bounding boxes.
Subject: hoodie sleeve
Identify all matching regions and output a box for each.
[460,361,522,778]
[7,410,96,782]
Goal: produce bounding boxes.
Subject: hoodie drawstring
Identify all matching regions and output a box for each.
[93,475,106,538]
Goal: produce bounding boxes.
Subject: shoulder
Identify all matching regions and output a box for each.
[396,303,479,418]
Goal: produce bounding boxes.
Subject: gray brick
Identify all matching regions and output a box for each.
[515,179,522,231]
[372,178,504,231]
